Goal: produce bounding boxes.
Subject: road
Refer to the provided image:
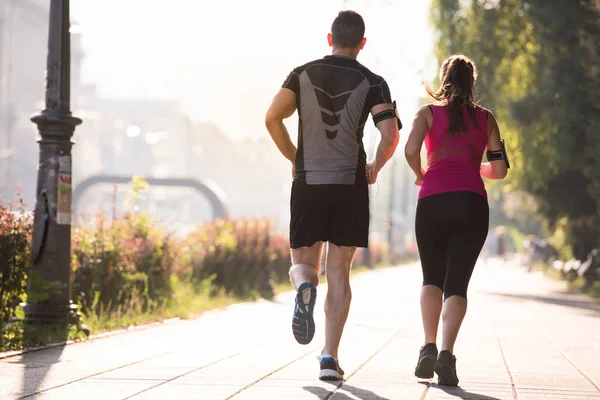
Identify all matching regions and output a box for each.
[1,259,599,399]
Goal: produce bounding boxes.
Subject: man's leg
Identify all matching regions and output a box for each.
[290,241,324,292]
[290,242,323,345]
[322,243,356,359]
[316,180,365,381]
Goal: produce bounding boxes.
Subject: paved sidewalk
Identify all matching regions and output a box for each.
[1,259,600,399]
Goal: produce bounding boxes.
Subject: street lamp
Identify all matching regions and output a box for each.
[23,0,82,325]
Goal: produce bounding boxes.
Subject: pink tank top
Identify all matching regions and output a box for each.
[418,104,489,200]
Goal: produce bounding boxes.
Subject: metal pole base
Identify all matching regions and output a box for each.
[21,302,78,325]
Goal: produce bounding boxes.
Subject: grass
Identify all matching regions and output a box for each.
[81,279,265,335]
[568,277,600,299]
[1,258,417,353]
[1,320,87,352]
[0,280,266,353]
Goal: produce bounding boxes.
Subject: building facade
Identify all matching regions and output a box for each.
[0,0,49,204]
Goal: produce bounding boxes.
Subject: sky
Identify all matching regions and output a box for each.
[70,0,437,145]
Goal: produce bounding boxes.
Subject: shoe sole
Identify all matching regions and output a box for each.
[292,313,315,345]
[292,285,316,345]
[415,356,436,379]
[319,369,343,381]
[434,363,459,386]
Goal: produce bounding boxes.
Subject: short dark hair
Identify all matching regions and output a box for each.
[331,10,365,49]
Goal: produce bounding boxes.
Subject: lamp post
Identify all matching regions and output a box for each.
[23,0,81,324]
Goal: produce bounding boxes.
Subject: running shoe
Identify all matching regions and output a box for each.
[415,343,438,379]
[435,350,459,386]
[318,355,345,381]
[292,282,316,345]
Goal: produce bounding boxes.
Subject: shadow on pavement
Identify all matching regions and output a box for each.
[487,292,600,314]
[12,326,68,399]
[304,384,390,400]
[11,346,64,399]
[420,382,503,400]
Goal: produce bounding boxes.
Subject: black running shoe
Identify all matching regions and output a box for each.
[435,350,459,386]
[318,355,345,381]
[414,343,438,379]
[292,282,316,345]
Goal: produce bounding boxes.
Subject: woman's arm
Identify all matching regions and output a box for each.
[405,106,431,185]
[481,111,508,180]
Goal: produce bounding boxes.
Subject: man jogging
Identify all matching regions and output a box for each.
[265,10,400,381]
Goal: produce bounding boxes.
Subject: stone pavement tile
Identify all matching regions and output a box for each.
[330,332,428,400]
[0,319,221,399]
[516,388,600,399]
[483,266,600,399]
[36,307,295,399]
[131,338,320,399]
[0,344,170,399]
[4,261,600,399]
[229,325,395,399]
[498,335,600,397]
[426,384,513,400]
[425,326,514,400]
[28,379,158,400]
[28,342,241,399]
[1,299,291,399]
[546,327,600,390]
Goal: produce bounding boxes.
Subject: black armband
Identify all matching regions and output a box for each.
[373,101,403,130]
[486,138,510,168]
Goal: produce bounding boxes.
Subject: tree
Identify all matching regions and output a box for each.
[430,0,600,260]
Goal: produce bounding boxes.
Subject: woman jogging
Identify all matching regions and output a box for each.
[404,54,509,386]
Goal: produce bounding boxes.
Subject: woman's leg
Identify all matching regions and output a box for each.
[441,196,489,353]
[415,197,448,345]
[435,193,489,386]
[414,196,449,379]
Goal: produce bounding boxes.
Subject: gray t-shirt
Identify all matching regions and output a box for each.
[283,55,393,185]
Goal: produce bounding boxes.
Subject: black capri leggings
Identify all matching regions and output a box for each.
[415,191,489,300]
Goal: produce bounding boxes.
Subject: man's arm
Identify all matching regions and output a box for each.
[265,88,297,163]
[367,103,400,184]
[404,105,431,185]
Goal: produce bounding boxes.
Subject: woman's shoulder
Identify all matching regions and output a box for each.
[419,103,445,113]
[475,104,493,117]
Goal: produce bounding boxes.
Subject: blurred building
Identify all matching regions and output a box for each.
[0,1,403,236]
[0,0,49,204]
[184,123,291,230]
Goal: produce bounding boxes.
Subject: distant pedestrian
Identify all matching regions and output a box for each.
[496,226,507,261]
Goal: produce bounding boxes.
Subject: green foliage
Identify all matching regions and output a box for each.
[71,211,175,316]
[430,0,600,259]
[1,179,293,351]
[26,271,63,304]
[181,219,289,297]
[125,175,150,211]
[0,199,31,327]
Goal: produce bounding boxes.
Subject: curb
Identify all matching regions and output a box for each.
[0,318,180,360]
[0,263,413,360]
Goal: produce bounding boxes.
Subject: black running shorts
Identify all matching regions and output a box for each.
[415,191,489,300]
[290,181,369,249]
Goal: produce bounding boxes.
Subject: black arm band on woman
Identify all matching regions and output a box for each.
[486,138,510,168]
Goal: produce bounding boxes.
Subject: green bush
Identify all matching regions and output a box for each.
[72,211,179,316]
[0,199,32,351]
[182,219,289,297]
[1,186,292,351]
[0,200,31,327]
